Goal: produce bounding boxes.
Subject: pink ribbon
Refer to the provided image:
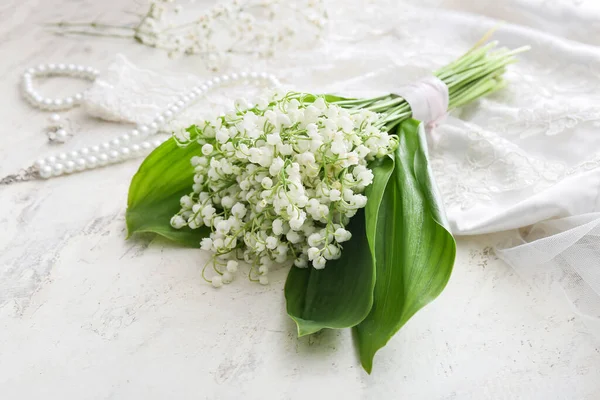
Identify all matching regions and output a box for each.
[394,76,449,128]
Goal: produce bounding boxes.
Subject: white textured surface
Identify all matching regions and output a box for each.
[1,1,600,399]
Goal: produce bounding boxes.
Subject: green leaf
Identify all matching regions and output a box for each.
[284,210,374,336]
[126,137,210,247]
[355,120,456,374]
[364,157,395,258]
[284,157,394,336]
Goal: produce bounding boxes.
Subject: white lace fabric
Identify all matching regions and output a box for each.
[83,55,202,125]
[83,0,600,328]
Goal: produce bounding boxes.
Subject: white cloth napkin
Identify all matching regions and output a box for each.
[83,0,600,328]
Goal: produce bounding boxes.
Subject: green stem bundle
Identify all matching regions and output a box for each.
[332,41,529,131]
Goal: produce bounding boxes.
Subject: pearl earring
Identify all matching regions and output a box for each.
[45,113,71,144]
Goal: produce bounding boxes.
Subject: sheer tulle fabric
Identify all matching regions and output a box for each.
[496,214,600,327]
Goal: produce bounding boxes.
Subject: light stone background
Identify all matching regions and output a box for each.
[1,1,600,399]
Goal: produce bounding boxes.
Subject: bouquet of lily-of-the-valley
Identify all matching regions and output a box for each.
[125,39,527,373]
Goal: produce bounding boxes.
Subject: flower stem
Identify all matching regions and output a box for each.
[331,40,529,132]
[45,21,136,30]
[50,30,134,39]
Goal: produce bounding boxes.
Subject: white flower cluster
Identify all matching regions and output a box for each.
[171,92,396,286]
[138,0,328,68]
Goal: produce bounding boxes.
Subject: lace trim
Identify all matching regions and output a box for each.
[431,126,600,210]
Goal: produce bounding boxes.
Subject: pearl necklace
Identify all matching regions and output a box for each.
[21,63,100,111]
[5,64,280,183]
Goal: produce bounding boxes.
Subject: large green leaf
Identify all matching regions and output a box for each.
[126,137,210,247]
[364,157,395,259]
[355,120,456,373]
[284,158,394,336]
[284,210,374,336]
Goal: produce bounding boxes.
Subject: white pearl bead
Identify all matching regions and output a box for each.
[175,100,184,107]
[64,160,75,173]
[37,65,47,73]
[152,139,162,147]
[57,152,68,161]
[74,93,83,101]
[139,125,149,135]
[58,63,66,71]
[67,64,76,71]
[40,165,52,178]
[240,71,248,78]
[205,80,214,88]
[200,84,208,91]
[98,153,109,165]
[163,111,173,119]
[141,141,151,150]
[170,106,180,114]
[149,122,158,132]
[56,129,68,141]
[188,92,197,100]
[108,150,119,161]
[120,147,130,157]
[230,72,239,80]
[182,96,190,103]
[120,134,130,142]
[68,151,79,159]
[26,67,35,75]
[49,113,61,123]
[47,156,57,164]
[250,72,258,79]
[259,72,268,79]
[130,129,140,139]
[48,63,56,71]
[76,65,85,74]
[110,138,121,147]
[91,145,100,153]
[221,75,230,82]
[65,97,74,106]
[75,158,86,171]
[34,159,46,169]
[131,144,141,153]
[100,142,110,151]
[80,147,90,156]
[213,77,221,85]
[43,98,52,107]
[87,156,98,168]
[154,115,165,125]
[52,163,64,176]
